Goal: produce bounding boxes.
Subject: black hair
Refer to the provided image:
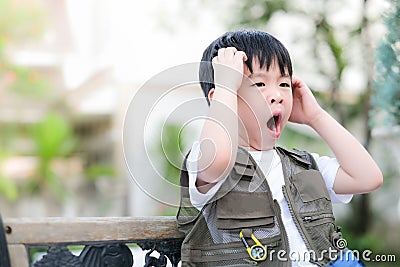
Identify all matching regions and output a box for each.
[199,30,293,105]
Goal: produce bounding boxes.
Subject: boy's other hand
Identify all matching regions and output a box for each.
[212,47,247,92]
[289,77,324,127]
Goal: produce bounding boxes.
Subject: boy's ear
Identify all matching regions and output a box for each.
[208,88,215,102]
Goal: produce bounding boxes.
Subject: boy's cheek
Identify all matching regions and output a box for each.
[239,99,272,123]
[238,87,268,106]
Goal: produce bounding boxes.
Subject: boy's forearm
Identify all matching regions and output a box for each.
[197,86,238,185]
[310,110,383,194]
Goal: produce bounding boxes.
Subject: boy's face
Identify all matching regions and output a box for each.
[237,59,293,150]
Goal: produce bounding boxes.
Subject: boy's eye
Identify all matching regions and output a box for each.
[255,82,265,87]
[280,83,290,88]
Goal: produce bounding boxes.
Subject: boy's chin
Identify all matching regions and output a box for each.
[239,131,280,151]
[248,139,277,151]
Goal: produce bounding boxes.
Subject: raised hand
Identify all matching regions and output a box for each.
[212,47,248,92]
[289,77,324,127]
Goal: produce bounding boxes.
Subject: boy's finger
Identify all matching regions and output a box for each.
[212,56,219,64]
[291,77,304,90]
[234,51,248,62]
[224,47,237,57]
[217,48,225,58]
[291,76,301,85]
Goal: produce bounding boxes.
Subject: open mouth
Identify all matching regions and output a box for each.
[266,113,281,138]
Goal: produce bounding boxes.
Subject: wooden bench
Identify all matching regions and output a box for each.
[1,216,184,267]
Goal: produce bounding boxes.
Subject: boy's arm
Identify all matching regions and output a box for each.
[290,78,383,194]
[196,47,247,192]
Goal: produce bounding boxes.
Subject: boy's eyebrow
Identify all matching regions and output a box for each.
[248,72,266,78]
[248,72,291,79]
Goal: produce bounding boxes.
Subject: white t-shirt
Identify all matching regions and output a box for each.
[186,141,353,267]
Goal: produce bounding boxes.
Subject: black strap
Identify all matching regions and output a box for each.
[0,214,11,267]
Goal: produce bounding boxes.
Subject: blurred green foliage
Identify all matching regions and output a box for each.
[0,0,115,203]
[157,123,185,216]
[7,65,50,96]
[278,126,330,156]
[84,164,116,182]
[31,113,77,161]
[0,0,48,202]
[0,0,50,97]
[234,0,287,28]
[371,0,400,127]
[159,123,185,187]
[0,0,45,41]
[27,112,77,200]
[0,162,19,202]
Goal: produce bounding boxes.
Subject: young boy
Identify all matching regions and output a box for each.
[177,30,382,266]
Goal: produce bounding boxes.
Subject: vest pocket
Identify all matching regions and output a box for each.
[302,213,335,226]
[303,220,337,263]
[182,237,282,266]
[216,191,275,230]
[292,169,331,202]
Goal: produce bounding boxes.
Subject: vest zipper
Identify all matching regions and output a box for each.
[202,247,247,256]
[246,152,291,267]
[202,241,281,257]
[303,213,335,223]
[282,186,313,252]
[272,199,291,267]
[278,148,316,261]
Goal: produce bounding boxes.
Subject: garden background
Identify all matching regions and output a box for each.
[0,0,398,265]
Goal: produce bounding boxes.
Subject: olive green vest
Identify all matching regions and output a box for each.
[176,146,344,266]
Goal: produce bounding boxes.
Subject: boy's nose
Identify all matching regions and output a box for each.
[271,97,283,104]
[269,93,283,104]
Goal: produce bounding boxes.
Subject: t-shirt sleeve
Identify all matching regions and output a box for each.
[311,153,353,204]
[186,141,226,210]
